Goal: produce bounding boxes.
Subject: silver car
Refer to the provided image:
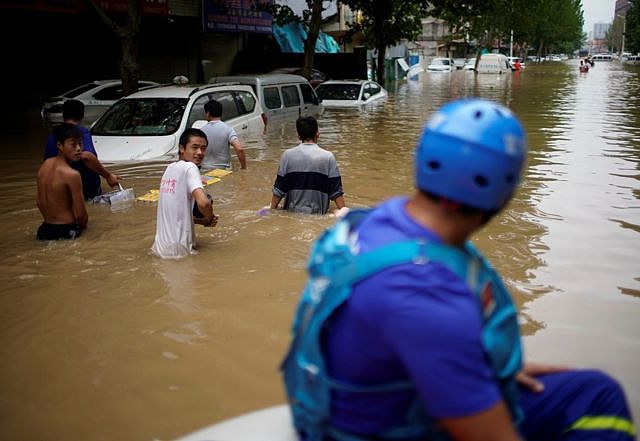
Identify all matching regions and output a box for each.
[41,79,160,126]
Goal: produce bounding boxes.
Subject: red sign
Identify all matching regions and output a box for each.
[0,0,168,16]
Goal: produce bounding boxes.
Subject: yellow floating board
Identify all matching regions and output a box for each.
[204,176,221,186]
[136,171,229,202]
[136,189,160,202]
[204,169,232,178]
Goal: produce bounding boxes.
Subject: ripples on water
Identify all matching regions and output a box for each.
[0,61,639,440]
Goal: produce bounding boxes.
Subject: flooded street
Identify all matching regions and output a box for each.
[0,60,639,440]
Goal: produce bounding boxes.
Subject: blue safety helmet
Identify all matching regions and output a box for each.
[415,98,527,212]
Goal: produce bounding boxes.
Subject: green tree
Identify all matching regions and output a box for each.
[607,15,625,55]
[515,0,583,57]
[433,0,583,60]
[341,0,430,86]
[88,0,142,95]
[262,1,334,80]
[626,0,640,54]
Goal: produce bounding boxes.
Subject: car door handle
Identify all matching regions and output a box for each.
[242,124,248,130]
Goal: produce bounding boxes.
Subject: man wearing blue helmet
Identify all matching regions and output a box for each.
[281,98,635,441]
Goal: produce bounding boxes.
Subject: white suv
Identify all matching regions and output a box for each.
[91,83,266,162]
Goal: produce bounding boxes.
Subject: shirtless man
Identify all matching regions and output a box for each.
[36,123,88,240]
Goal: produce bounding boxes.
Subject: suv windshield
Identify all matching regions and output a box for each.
[92,98,187,136]
[316,84,361,101]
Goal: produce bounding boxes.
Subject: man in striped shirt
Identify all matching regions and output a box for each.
[271,116,346,215]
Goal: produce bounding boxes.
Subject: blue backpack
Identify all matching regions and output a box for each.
[281,209,523,441]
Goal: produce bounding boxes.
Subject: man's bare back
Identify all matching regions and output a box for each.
[36,123,88,240]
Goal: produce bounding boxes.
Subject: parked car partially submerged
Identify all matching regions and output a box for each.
[41,79,160,125]
[427,57,455,72]
[91,82,266,162]
[314,79,387,108]
[209,74,322,124]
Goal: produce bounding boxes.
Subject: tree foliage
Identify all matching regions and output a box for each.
[261,1,333,80]
[626,0,640,54]
[340,0,429,86]
[432,0,584,58]
[607,15,625,54]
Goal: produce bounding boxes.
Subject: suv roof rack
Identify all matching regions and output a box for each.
[188,82,243,97]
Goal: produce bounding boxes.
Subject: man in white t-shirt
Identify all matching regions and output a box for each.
[151,128,217,258]
[201,99,247,170]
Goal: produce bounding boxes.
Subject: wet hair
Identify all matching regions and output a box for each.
[53,122,83,145]
[296,116,318,141]
[62,99,85,121]
[204,100,223,118]
[179,128,208,149]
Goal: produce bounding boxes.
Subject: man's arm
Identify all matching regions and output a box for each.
[79,151,121,187]
[68,172,88,230]
[332,194,345,209]
[270,194,282,210]
[230,139,246,169]
[439,400,523,441]
[192,188,216,227]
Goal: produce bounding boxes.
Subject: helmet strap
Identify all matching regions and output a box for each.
[439,198,460,211]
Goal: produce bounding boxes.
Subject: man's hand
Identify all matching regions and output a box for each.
[205,213,219,227]
[516,362,571,393]
[106,173,121,187]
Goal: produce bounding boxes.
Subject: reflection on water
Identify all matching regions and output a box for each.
[0,61,639,440]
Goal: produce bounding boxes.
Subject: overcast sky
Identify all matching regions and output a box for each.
[580,0,616,33]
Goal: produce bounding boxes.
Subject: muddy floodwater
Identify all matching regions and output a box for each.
[0,60,639,440]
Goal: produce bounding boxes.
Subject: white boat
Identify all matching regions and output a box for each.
[175,405,295,441]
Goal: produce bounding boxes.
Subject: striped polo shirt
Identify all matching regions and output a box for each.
[273,142,343,214]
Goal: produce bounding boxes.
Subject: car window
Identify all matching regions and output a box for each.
[263,87,282,110]
[299,83,317,105]
[369,83,381,95]
[282,85,300,107]
[210,91,240,120]
[235,91,256,114]
[93,84,125,101]
[92,98,187,136]
[316,84,361,101]
[187,95,210,128]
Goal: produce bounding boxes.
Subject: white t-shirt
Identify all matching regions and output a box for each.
[151,160,203,258]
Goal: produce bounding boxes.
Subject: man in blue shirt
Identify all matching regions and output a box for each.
[43,99,120,200]
[282,99,635,441]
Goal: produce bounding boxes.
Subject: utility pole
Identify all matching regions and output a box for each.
[621,15,626,57]
[510,29,514,58]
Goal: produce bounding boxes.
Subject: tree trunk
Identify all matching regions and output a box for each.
[376,45,386,87]
[88,0,141,95]
[536,40,544,61]
[120,32,140,95]
[302,0,324,80]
